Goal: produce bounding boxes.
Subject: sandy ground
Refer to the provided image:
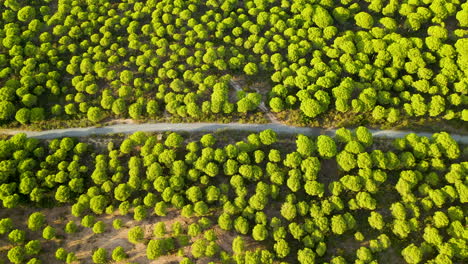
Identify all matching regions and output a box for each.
[0,206,213,264]
[0,203,266,264]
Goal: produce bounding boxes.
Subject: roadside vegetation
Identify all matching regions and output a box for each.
[0,129,466,263]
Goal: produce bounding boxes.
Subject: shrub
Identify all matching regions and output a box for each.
[128,226,144,244]
[112,246,128,261]
[92,248,108,264]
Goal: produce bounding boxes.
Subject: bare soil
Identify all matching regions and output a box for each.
[0,206,198,264]
[320,158,340,194]
[0,203,267,264]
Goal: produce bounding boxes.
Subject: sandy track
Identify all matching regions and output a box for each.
[1,122,467,144]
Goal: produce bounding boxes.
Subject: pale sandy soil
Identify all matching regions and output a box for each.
[105,119,138,125]
[0,206,192,264]
[0,205,263,264]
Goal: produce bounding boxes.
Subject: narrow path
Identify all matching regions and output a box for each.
[1,122,467,144]
[229,79,280,124]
